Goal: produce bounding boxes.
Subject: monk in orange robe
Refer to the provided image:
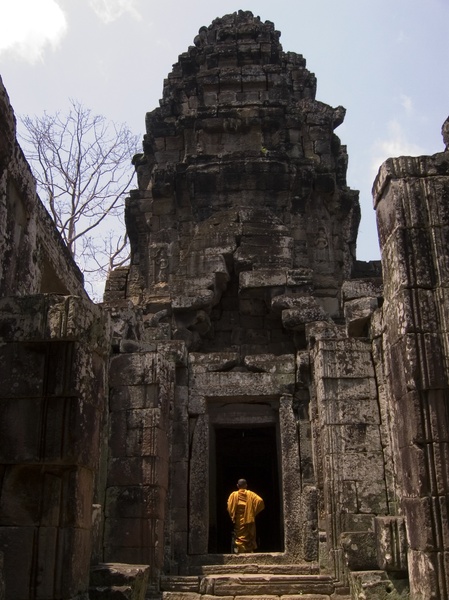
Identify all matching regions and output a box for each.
[227,479,265,553]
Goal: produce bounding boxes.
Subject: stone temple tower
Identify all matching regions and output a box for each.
[116,11,361,332]
[2,9,449,600]
[104,9,381,594]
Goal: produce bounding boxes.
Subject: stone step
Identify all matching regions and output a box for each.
[162,595,338,600]
[89,563,150,600]
[161,573,343,598]
[191,563,320,575]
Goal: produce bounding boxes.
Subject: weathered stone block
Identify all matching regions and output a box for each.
[341,531,377,570]
[317,375,377,403]
[190,371,294,397]
[390,333,447,393]
[239,269,287,290]
[340,513,375,533]
[344,297,378,337]
[0,398,42,462]
[171,461,188,509]
[0,396,101,467]
[0,296,100,344]
[340,452,385,482]
[107,457,168,488]
[189,352,240,373]
[355,479,388,514]
[105,517,162,550]
[330,424,382,454]
[162,593,199,600]
[243,354,295,374]
[110,384,160,411]
[105,486,166,519]
[301,485,319,561]
[55,526,92,598]
[341,279,383,301]
[407,548,447,600]
[90,563,150,600]
[336,480,358,514]
[109,353,155,387]
[314,339,375,379]
[374,516,408,572]
[0,526,35,599]
[281,301,328,330]
[207,573,334,596]
[383,289,438,344]
[403,495,449,551]
[348,570,409,600]
[140,425,169,459]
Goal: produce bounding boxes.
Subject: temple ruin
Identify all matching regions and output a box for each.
[1,10,449,600]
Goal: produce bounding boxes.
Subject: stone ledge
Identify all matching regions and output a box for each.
[90,563,150,600]
[162,574,335,597]
[372,151,449,207]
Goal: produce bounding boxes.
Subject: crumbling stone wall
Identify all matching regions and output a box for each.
[0,295,109,599]
[0,77,108,600]
[107,11,360,347]
[0,76,86,299]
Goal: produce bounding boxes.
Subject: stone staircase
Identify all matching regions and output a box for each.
[160,564,351,599]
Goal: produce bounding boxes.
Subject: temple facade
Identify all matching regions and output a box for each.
[1,10,449,600]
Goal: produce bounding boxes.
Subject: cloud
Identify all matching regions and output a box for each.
[400,94,413,116]
[397,30,407,44]
[0,0,67,64]
[371,120,425,175]
[88,0,142,23]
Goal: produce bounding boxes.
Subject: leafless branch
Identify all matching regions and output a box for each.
[19,99,140,300]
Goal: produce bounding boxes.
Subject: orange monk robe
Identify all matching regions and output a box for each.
[227,489,265,553]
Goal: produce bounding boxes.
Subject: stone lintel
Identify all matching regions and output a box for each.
[0,294,109,351]
[190,371,295,397]
[239,269,287,290]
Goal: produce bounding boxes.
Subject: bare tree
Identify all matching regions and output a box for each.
[20,99,139,299]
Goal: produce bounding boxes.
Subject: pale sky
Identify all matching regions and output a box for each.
[1,0,448,268]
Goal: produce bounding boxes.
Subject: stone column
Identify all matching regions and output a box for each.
[105,341,183,581]
[311,337,387,581]
[279,394,303,559]
[188,413,209,554]
[0,295,108,600]
[374,153,449,599]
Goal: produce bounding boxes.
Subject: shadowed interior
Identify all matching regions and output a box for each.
[210,426,283,554]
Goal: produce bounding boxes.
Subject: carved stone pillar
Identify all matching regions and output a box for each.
[311,337,387,581]
[188,414,209,554]
[375,152,449,599]
[279,394,303,559]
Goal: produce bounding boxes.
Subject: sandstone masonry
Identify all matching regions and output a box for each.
[1,11,448,600]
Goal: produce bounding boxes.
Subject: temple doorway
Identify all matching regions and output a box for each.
[209,425,283,553]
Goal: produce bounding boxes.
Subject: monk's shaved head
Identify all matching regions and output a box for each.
[237,479,247,488]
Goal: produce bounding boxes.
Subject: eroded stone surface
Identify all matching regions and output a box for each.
[0,78,86,298]
[3,9,449,600]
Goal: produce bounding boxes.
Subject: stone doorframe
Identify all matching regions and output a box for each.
[188,393,304,561]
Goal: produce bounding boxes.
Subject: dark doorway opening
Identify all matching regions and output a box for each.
[210,425,283,553]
